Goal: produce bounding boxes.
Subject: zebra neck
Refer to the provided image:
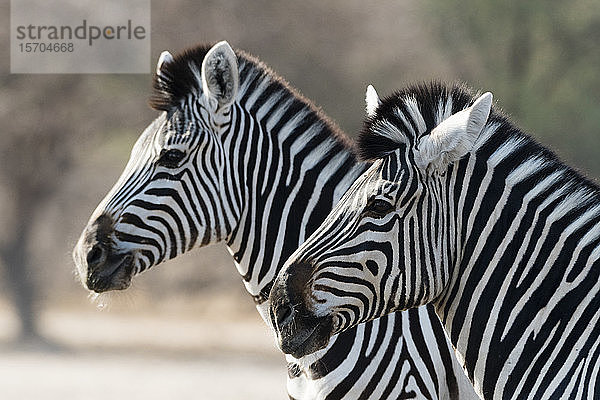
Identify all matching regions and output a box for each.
[224,65,366,305]
[434,131,600,398]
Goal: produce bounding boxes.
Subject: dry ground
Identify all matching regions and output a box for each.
[0,304,288,400]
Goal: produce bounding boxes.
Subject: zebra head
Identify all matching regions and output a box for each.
[74,41,241,293]
[270,83,493,358]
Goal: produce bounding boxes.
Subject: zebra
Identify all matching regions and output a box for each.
[73,43,478,399]
[270,81,600,399]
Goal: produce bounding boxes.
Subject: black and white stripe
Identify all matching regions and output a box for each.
[75,48,477,399]
[271,81,600,399]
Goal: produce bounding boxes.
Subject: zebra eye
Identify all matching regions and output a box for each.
[363,198,394,218]
[158,149,185,167]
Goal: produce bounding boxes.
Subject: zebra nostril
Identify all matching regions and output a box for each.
[86,244,106,268]
[276,304,294,328]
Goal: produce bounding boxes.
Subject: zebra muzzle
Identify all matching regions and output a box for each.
[270,262,335,358]
[75,213,136,293]
[86,245,134,293]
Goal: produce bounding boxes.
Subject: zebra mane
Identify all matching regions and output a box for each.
[149,44,213,111]
[358,82,485,161]
[149,43,354,150]
[358,81,600,200]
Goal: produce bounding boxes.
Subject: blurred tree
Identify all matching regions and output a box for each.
[0,76,79,341]
[0,72,152,341]
[424,0,600,177]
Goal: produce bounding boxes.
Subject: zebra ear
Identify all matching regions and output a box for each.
[156,50,174,78]
[416,92,492,174]
[202,41,239,109]
[365,84,381,117]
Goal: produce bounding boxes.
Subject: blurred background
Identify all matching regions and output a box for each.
[1,0,599,398]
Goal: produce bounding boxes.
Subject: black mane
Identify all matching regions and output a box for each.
[358,82,479,161]
[149,44,213,111]
[357,81,600,200]
[148,42,355,150]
